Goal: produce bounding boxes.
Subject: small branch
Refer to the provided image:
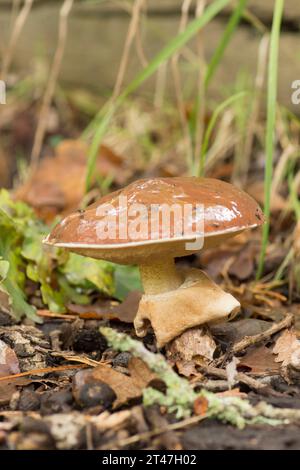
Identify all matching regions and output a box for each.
[199,364,266,391]
[215,313,294,366]
[0,364,86,382]
[108,414,206,449]
[30,0,74,169]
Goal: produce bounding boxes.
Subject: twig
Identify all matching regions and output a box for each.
[30,0,74,169]
[215,313,294,366]
[199,364,266,390]
[108,414,207,448]
[1,0,34,80]
[0,364,87,382]
[112,0,145,100]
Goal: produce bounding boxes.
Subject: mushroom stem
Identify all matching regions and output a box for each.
[139,258,182,295]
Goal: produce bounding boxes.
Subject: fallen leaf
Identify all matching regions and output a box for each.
[167,327,216,360]
[176,361,200,378]
[238,346,280,375]
[111,291,142,323]
[0,339,20,377]
[273,329,300,368]
[166,327,216,378]
[0,377,30,406]
[14,140,127,222]
[228,245,255,281]
[73,358,157,408]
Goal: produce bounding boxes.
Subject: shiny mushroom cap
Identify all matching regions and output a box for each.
[44,177,264,264]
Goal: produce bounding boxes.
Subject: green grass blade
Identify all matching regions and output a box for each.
[256,0,284,279]
[205,0,248,89]
[198,91,248,176]
[84,0,231,191]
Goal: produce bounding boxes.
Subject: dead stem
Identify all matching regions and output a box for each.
[30,0,74,169]
[170,0,193,168]
[193,0,207,174]
[112,0,145,100]
[1,0,34,80]
[0,364,87,382]
[107,414,207,449]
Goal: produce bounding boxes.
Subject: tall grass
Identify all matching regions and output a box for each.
[204,0,248,89]
[256,0,284,279]
[84,0,231,191]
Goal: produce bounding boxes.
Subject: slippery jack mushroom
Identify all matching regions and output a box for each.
[44,177,264,347]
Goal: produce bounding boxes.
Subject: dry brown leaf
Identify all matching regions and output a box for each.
[166,327,216,378]
[14,140,127,222]
[238,346,280,375]
[73,358,157,408]
[228,245,255,281]
[0,377,30,406]
[273,328,300,368]
[0,340,20,377]
[167,326,216,375]
[68,292,141,323]
[176,361,200,378]
[111,291,141,323]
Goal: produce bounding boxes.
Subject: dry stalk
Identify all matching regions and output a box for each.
[112,0,145,100]
[135,2,148,68]
[30,0,74,169]
[170,0,193,168]
[193,0,207,172]
[1,0,34,80]
[239,34,269,184]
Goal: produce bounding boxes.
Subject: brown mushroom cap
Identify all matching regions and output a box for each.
[44,177,264,264]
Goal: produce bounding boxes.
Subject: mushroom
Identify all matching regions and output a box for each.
[44,177,264,347]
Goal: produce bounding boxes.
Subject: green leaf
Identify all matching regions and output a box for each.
[113,265,142,301]
[60,253,115,296]
[0,258,9,281]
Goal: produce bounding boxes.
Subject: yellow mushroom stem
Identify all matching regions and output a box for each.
[139,257,183,295]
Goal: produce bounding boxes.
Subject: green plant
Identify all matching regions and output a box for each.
[256,0,284,279]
